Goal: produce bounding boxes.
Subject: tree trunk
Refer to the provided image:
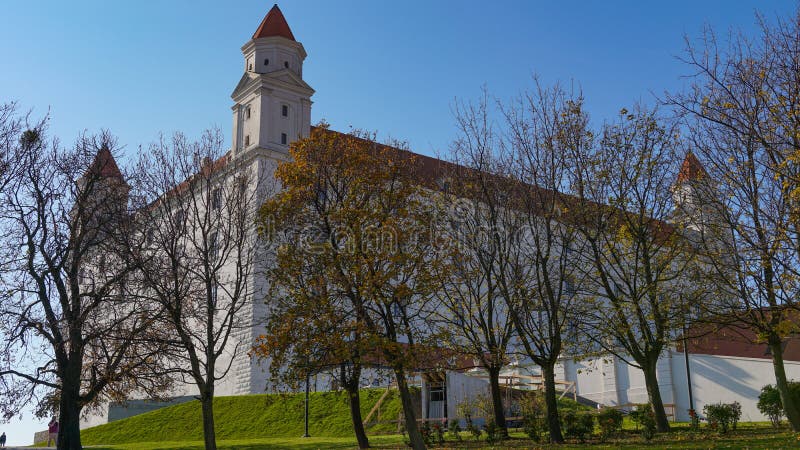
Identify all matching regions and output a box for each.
[541,363,563,443]
[641,358,670,433]
[200,391,217,450]
[394,367,425,450]
[57,379,83,450]
[769,338,800,431]
[486,365,508,437]
[343,365,370,449]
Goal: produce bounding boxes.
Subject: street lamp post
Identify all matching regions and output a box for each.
[683,319,696,427]
[302,368,310,438]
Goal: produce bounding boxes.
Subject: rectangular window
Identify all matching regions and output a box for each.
[244,135,250,146]
[281,133,287,145]
[245,106,251,119]
[281,104,288,117]
[210,231,218,260]
[211,188,221,210]
[173,209,186,234]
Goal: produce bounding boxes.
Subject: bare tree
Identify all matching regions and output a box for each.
[0,114,168,450]
[432,92,518,437]
[498,82,593,443]
[132,130,258,450]
[667,9,800,430]
[572,106,696,432]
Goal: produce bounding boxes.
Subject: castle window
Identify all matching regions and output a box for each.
[244,135,250,147]
[174,209,185,232]
[211,188,221,210]
[284,61,289,68]
[281,105,288,117]
[264,58,269,66]
[210,232,219,260]
[281,133,287,145]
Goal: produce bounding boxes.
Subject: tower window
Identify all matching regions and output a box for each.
[245,106,251,119]
[281,133,287,145]
[244,135,250,146]
[264,58,269,66]
[211,188,221,210]
[248,63,253,71]
[281,105,288,117]
[284,61,289,68]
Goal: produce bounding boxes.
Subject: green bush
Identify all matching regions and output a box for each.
[561,410,594,442]
[757,382,800,427]
[629,404,656,440]
[465,417,481,441]
[483,419,504,444]
[731,401,742,431]
[597,408,623,440]
[519,393,545,442]
[447,419,461,441]
[703,402,741,434]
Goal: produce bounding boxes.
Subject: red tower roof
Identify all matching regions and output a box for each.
[252,4,296,41]
[676,152,707,183]
[88,146,124,179]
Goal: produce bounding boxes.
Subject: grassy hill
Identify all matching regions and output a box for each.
[81,388,403,445]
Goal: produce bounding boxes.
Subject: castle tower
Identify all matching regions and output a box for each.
[77,146,129,222]
[671,151,726,243]
[230,4,314,156]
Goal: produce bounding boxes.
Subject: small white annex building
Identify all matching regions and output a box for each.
[421,331,800,424]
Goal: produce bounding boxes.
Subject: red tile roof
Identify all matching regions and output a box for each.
[676,152,707,183]
[680,313,800,362]
[310,126,677,242]
[252,4,296,41]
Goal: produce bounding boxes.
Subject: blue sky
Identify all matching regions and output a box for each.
[0,0,797,445]
[2,1,796,161]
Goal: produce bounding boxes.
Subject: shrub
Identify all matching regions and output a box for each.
[561,410,594,442]
[519,393,545,442]
[456,398,482,441]
[703,402,740,434]
[465,416,482,441]
[688,408,700,431]
[484,419,504,444]
[597,408,623,440]
[447,419,462,441]
[757,382,800,427]
[730,401,742,431]
[419,421,433,446]
[629,404,656,440]
[431,421,445,445]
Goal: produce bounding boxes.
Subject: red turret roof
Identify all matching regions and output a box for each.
[252,4,296,41]
[676,152,707,183]
[89,146,124,179]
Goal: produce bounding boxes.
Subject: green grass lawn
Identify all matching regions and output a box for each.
[71,390,799,449]
[79,425,799,450]
[80,388,404,445]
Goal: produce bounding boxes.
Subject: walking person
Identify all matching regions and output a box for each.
[0,431,6,447]
[47,418,59,446]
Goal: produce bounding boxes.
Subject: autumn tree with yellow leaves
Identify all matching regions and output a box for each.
[255,125,447,450]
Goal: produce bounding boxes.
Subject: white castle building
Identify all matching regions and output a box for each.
[80,4,800,428]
